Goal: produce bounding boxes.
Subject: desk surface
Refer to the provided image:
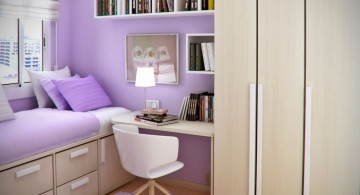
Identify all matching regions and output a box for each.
[111,112,214,137]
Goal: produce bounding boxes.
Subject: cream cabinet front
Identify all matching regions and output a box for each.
[56,141,98,186]
[99,135,135,195]
[57,171,98,195]
[0,156,53,195]
[215,0,304,194]
[305,0,360,194]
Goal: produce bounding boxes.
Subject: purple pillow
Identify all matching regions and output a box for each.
[39,75,80,110]
[53,75,113,112]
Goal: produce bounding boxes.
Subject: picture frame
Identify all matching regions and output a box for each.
[125,34,179,84]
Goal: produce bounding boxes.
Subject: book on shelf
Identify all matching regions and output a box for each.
[186,91,208,121]
[185,0,191,11]
[189,43,196,71]
[98,0,118,16]
[208,0,214,10]
[166,0,174,12]
[201,0,208,10]
[206,42,215,71]
[195,43,205,71]
[201,42,211,71]
[178,92,214,122]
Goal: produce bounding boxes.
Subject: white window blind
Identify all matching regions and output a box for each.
[0,0,59,20]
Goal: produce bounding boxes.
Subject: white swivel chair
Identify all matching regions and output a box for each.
[113,124,184,195]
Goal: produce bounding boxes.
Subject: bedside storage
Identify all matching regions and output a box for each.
[0,156,53,195]
[56,141,98,186]
[57,171,98,195]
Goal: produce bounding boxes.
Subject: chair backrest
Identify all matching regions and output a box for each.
[112,124,180,179]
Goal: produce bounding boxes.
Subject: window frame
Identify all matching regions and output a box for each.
[2,18,52,100]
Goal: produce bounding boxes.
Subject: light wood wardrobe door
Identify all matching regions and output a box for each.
[214,0,256,194]
[258,0,304,194]
[307,0,360,194]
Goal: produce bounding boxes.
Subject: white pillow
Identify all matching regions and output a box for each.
[28,66,71,108]
[0,82,15,122]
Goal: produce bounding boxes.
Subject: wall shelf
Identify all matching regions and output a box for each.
[94,0,214,20]
[186,33,215,74]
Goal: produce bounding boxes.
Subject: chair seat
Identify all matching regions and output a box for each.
[149,161,184,179]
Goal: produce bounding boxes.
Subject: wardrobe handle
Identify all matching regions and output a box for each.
[249,84,256,195]
[304,86,312,195]
[70,147,89,159]
[256,84,263,195]
[100,139,106,163]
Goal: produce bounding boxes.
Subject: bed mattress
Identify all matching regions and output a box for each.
[0,108,100,166]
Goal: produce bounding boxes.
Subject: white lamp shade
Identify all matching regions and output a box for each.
[135,67,155,87]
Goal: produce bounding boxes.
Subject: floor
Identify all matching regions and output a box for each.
[108,179,210,195]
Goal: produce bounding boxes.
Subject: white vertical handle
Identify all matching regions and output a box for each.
[304,86,312,195]
[256,84,263,195]
[70,177,89,190]
[16,164,41,178]
[70,148,89,159]
[100,139,106,163]
[249,84,256,195]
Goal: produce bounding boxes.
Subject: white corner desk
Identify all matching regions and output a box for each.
[111,111,214,195]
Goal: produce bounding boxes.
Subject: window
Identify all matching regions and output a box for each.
[0,17,49,85]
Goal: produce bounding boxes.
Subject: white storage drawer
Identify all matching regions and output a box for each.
[57,171,98,195]
[56,141,97,186]
[0,156,53,195]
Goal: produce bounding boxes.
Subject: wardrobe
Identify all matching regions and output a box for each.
[214,0,360,195]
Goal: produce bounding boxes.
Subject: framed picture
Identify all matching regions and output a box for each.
[125,34,179,84]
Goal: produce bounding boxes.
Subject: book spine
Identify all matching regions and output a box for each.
[185,0,190,11]
[195,43,205,71]
[201,42,210,71]
[102,0,106,15]
[186,94,194,121]
[206,42,215,71]
[208,0,214,10]
[135,117,159,125]
[189,43,196,71]
[202,0,208,10]
[183,96,190,120]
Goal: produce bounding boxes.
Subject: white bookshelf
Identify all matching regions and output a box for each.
[94,0,214,19]
[186,33,215,74]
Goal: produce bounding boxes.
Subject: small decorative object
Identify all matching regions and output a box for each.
[135,67,156,109]
[126,34,179,84]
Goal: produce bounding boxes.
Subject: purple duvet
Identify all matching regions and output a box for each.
[0,108,100,166]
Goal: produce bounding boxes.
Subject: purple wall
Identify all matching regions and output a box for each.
[58,0,214,115]
[57,0,214,185]
[6,0,213,185]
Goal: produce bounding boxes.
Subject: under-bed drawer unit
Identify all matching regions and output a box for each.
[56,141,98,186]
[57,171,98,195]
[0,156,53,195]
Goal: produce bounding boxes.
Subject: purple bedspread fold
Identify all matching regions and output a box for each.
[0,108,100,166]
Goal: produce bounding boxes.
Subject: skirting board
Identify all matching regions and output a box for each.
[157,177,210,193]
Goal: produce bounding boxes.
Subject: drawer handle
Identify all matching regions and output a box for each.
[100,139,106,163]
[16,164,41,178]
[70,147,89,159]
[71,177,89,190]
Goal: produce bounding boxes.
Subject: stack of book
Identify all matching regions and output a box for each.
[184,0,214,11]
[135,109,179,126]
[98,0,175,16]
[189,42,215,72]
[178,91,214,122]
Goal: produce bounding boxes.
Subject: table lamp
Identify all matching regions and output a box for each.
[135,67,155,109]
